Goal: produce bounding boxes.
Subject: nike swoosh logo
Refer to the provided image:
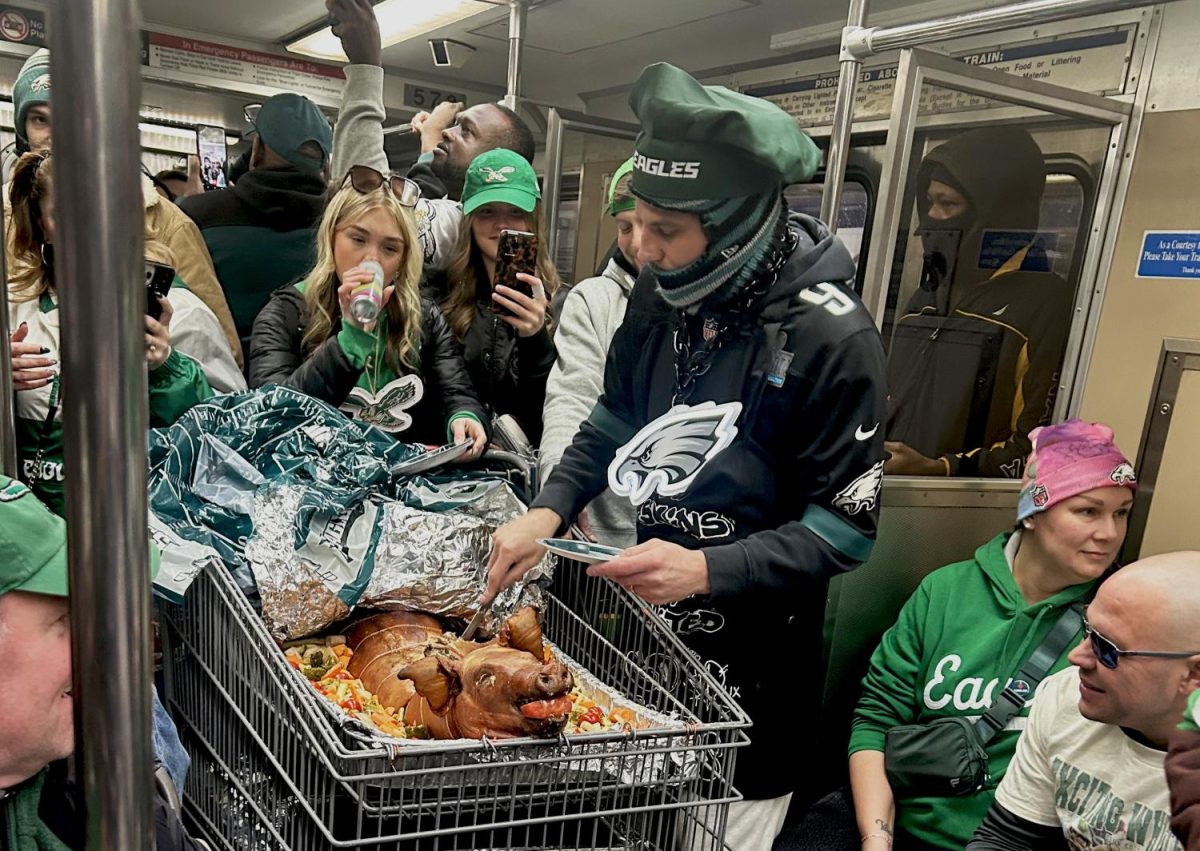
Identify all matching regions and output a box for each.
[855,423,879,441]
[992,305,1009,316]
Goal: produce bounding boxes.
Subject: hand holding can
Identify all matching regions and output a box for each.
[347,260,385,325]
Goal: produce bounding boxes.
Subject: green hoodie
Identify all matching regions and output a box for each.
[849,532,1094,849]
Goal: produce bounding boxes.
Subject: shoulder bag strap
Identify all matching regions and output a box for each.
[975,603,1083,746]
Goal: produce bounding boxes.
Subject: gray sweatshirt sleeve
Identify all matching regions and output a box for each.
[332,64,388,180]
[540,280,615,481]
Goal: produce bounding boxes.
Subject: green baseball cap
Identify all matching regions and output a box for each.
[607,157,635,216]
[0,477,68,597]
[628,62,822,202]
[252,93,332,172]
[0,476,161,598]
[461,149,541,216]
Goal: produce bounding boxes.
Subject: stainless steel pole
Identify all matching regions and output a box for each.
[819,0,869,233]
[51,0,155,848]
[0,208,16,476]
[844,0,1159,58]
[503,0,528,110]
[542,107,565,263]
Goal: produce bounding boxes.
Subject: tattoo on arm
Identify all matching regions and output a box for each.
[875,819,893,837]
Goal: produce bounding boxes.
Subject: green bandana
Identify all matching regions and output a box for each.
[637,189,786,309]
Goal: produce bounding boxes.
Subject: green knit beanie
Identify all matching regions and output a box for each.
[13,48,51,153]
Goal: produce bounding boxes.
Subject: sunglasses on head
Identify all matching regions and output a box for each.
[342,165,421,207]
[1082,613,1200,670]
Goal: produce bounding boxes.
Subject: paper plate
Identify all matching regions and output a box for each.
[537,538,624,565]
[390,441,474,476]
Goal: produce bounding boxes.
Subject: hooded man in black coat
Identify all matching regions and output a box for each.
[883,127,1072,478]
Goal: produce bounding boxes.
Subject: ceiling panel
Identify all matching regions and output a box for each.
[139,0,325,43]
[468,0,758,55]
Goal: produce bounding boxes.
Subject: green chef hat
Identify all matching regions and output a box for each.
[628,62,821,203]
[13,48,51,153]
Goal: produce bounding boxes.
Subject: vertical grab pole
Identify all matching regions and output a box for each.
[0,218,16,476]
[542,107,565,265]
[820,0,869,233]
[50,0,155,848]
[503,0,529,110]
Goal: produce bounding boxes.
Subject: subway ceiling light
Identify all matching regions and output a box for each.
[286,0,494,62]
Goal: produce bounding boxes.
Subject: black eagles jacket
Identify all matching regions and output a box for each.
[533,213,888,800]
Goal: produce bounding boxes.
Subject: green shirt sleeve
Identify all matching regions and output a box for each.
[336,324,377,370]
[1182,689,1200,733]
[148,349,213,427]
[848,580,932,755]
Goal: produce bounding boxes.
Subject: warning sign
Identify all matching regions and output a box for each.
[744,29,1132,126]
[142,32,345,102]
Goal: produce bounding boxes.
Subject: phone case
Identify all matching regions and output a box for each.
[492,230,537,316]
[145,262,175,320]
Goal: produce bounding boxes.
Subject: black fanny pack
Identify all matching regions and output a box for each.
[884,604,1083,797]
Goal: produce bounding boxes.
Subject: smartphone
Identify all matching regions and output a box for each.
[491,229,537,316]
[196,124,228,191]
[145,261,175,320]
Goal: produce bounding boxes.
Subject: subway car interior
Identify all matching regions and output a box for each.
[0,0,1198,848]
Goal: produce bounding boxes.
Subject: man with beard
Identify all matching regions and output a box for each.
[407,99,535,202]
[485,62,888,851]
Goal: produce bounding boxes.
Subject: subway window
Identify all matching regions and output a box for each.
[784,180,871,274]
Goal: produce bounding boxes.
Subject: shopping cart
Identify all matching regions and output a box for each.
[160,549,751,850]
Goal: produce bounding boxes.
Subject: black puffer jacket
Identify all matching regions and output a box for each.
[248,285,487,445]
[426,264,557,444]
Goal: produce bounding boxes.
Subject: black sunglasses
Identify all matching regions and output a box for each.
[342,165,421,208]
[1083,614,1200,670]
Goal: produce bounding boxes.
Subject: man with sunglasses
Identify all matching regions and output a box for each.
[968,551,1200,851]
[180,94,333,364]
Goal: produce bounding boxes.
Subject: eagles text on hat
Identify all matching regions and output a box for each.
[633,153,700,180]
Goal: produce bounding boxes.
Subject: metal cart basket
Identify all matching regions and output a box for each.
[160,554,751,850]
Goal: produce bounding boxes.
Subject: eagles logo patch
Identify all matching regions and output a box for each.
[832,460,883,515]
[342,374,424,433]
[608,401,741,506]
[1109,463,1136,486]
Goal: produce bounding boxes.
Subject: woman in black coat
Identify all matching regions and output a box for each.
[249,167,488,452]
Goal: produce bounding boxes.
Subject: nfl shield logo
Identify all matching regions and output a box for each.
[702,318,718,343]
[1031,484,1049,507]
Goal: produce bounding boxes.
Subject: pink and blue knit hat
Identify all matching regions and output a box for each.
[1017,419,1136,521]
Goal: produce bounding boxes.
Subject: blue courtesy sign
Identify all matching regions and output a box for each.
[1137,231,1200,279]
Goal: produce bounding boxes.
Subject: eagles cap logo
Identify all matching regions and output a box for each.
[1109,462,1136,486]
[608,401,741,506]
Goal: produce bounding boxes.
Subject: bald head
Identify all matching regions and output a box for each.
[1101,551,1200,649]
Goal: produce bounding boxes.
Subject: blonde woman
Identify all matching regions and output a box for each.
[430,148,561,443]
[249,165,487,454]
[6,150,221,516]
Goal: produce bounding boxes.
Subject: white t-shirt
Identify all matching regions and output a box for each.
[996,667,1180,851]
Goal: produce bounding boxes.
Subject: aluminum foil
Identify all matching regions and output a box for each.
[360,481,551,632]
[246,485,351,642]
